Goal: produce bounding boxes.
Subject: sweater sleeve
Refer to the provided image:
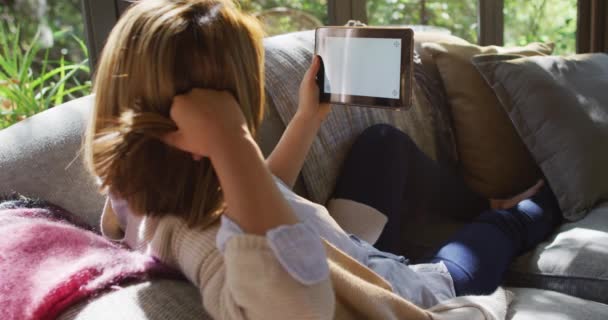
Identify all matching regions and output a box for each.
[217,215,330,285]
[154,218,336,320]
[212,234,336,319]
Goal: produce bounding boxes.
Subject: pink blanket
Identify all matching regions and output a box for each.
[0,206,169,320]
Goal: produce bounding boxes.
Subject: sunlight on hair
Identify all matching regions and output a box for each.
[84,0,265,228]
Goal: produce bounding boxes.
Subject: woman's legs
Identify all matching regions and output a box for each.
[332,124,489,253]
[333,124,563,295]
[420,185,563,296]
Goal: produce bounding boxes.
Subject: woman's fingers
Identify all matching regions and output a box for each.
[161,130,204,161]
[304,55,321,84]
[160,130,192,153]
[160,130,180,148]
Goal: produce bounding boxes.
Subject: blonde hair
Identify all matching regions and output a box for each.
[85,0,265,228]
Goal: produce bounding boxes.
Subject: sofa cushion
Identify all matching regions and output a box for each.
[413,32,469,85]
[474,53,608,220]
[506,287,608,320]
[264,30,457,205]
[256,90,308,196]
[59,279,210,320]
[507,202,608,304]
[0,95,105,228]
[423,41,553,199]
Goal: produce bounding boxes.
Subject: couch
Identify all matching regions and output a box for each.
[1,30,607,320]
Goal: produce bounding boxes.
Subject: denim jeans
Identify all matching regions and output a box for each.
[333,124,562,296]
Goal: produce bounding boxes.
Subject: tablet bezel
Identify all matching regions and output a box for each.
[314,27,414,110]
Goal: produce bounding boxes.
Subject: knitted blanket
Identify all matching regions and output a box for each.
[0,196,170,320]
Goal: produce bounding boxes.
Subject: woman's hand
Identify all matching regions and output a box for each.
[490,180,545,210]
[161,88,250,160]
[296,55,331,123]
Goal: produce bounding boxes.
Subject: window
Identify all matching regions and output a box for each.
[84,0,588,72]
[504,0,577,55]
[365,0,577,52]
[366,0,478,43]
[239,0,328,36]
[0,0,91,129]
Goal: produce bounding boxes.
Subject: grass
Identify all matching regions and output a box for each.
[0,22,92,129]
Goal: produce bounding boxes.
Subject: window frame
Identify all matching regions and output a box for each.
[82,0,583,72]
[81,0,121,71]
[81,0,359,72]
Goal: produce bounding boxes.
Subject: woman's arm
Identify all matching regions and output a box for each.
[266,56,331,188]
[160,89,335,319]
[211,130,299,234]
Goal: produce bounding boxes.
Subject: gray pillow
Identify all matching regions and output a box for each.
[473,53,608,220]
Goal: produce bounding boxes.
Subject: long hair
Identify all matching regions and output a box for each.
[84,0,265,228]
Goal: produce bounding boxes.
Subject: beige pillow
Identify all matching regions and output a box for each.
[423,41,554,198]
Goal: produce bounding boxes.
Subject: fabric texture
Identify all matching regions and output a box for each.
[0,95,106,228]
[0,203,168,320]
[326,198,387,245]
[332,124,489,248]
[507,287,608,320]
[269,176,456,308]
[329,123,561,297]
[100,184,512,319]
[110,174,457,309]
[507,202,608,304]
[422,41,554,199]
[217,214,330,286]
[58,279,209,320]
[473,53,608,220]
[424,185,561,296]
[264,30,456,205]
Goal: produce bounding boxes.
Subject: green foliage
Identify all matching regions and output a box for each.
[366,0,478,43]
[504,0,577,55]
[0,22,91,129]
[0,0,91,129]
[240,0,328,23]
[242,0,577,54]
[2,0,86,64]
[239,0,327,35]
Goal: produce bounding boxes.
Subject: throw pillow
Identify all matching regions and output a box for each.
[423,41,554,198]
[473,53,608,220]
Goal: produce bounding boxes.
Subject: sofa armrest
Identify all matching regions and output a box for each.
[0,95,105,228]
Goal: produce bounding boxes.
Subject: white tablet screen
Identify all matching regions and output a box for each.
[322,37,401,99]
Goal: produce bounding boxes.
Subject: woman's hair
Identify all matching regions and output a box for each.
[85,0,265,228]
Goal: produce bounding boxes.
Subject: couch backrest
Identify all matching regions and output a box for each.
[0,95,105,228]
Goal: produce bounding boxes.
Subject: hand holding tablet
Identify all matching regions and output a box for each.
[314,27,414,109]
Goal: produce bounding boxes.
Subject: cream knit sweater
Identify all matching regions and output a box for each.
[102,206,511,320]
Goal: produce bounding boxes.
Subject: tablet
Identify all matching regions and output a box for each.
[314,27,414,109]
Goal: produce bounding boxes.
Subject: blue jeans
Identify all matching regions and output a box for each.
[333,124,562,296]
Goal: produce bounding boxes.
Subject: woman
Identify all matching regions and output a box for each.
[87,0,560,318]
